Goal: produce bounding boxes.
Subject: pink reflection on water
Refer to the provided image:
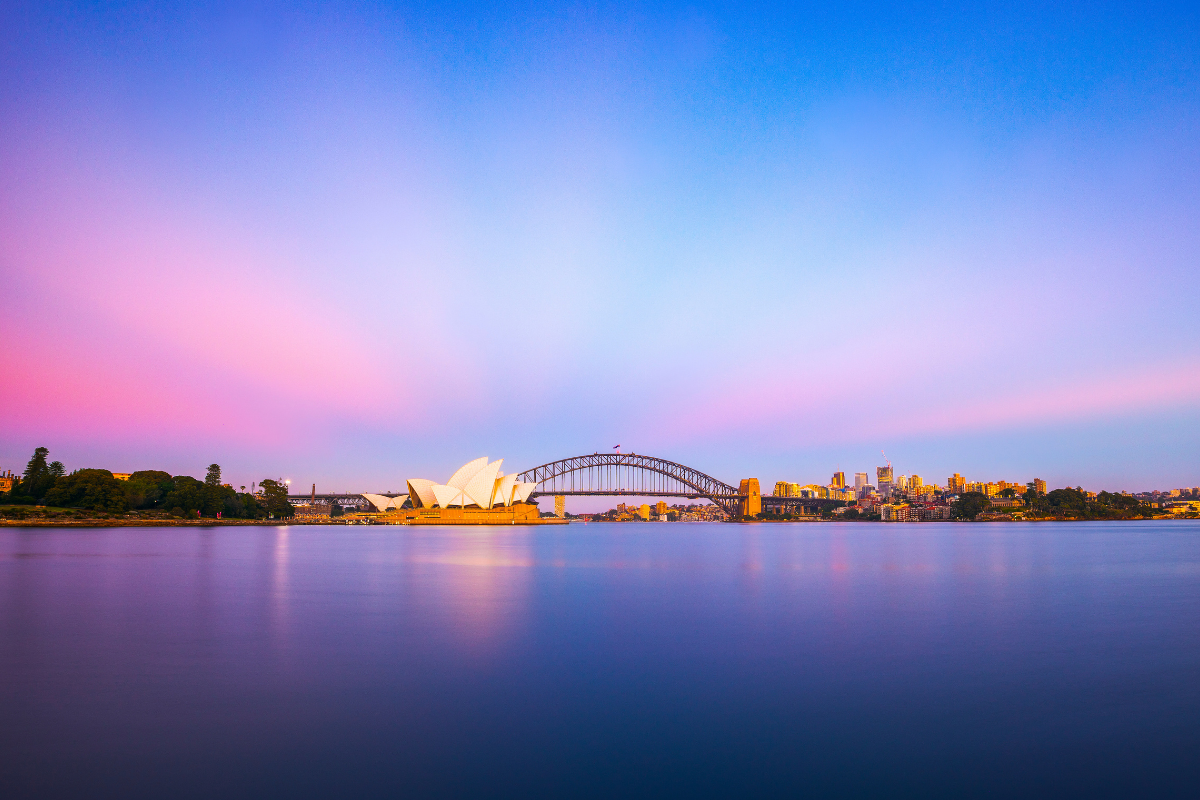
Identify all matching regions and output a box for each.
[405,529,533,654]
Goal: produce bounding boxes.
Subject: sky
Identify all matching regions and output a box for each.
[2,1,1199,503]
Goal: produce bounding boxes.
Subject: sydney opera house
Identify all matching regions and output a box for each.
[364,457,562,525]
[406,457,539,511]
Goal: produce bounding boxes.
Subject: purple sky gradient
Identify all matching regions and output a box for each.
[2,3,1199,505]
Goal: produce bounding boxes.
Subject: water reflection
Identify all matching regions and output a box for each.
[405,529,533,654]
[270,527,291,641]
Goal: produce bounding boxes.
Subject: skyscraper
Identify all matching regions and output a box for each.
[947,474,966,493]
[854,472,868,491]
[877,465,893,497]
[831,471,846,489]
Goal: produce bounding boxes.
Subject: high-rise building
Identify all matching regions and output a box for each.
[947,473,966,493]
[854,473,868,491]
[896,475,909,491]
[911,475,923,490]
[1033,478,1047,494]
[877,466,893,496]
[831,472,846,489]
[655,501,667,515]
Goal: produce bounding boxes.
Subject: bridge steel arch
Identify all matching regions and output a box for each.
[516,453,745,518]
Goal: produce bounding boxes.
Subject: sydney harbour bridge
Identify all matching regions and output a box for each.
[515,453,749,517]
[295,452,843,519]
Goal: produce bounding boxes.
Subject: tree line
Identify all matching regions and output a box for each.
[3,447,295,518]
[951,484,1158,520]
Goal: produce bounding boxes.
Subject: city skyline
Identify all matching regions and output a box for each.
[3,3,1199,492]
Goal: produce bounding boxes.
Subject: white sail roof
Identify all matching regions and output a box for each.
[463,459,502,509]
[362,493,404,512]
[431,484,467,508]
[407,458,540,509]
[494,473,518,507]
[406,479,437,508]
[446,457,489,490]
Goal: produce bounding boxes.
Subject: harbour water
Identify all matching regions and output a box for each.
[2,521,1198,797]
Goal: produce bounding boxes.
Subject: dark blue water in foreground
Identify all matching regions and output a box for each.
[2,521,1199,798]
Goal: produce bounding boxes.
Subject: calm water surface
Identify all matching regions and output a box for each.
[2,521,1199,798]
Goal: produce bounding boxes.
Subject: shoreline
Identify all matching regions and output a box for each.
[1,516,1181,528]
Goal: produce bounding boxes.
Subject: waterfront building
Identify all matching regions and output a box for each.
[294,503,332,519]
[655,501,667,515]
[881,503,911,522]
[0,470,15,493]
[637,504,651,520]
[395,457,561,525]
[1034,478,1047,494]
[407,457,538,510]
[990,497,1024,509]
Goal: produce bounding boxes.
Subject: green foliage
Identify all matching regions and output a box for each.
[10,446,56,502]
[19,462,265,519]
[1024,487,1156,519]
[258,479,295,518]
[999,487,1017,498]
[161,476,210,515]
[205,464,222,487]
[124,472,173,509]
[131,470,172,482]
[952,492,992,520]
[48,461,66,478]
[43,469,130,512]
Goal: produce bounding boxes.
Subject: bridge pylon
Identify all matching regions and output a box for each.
[738,478,761,517]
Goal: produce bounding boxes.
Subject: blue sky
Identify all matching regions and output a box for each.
[2,2,1199,500]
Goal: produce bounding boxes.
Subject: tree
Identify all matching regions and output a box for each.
[205,464,222,487]
[44,469,129,512]
[999,487,1016,498]
[952,492,991,520]
[258,479,295,518]
[48,461,66,478]
[124,471,174,510]
[12,446,56,502]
